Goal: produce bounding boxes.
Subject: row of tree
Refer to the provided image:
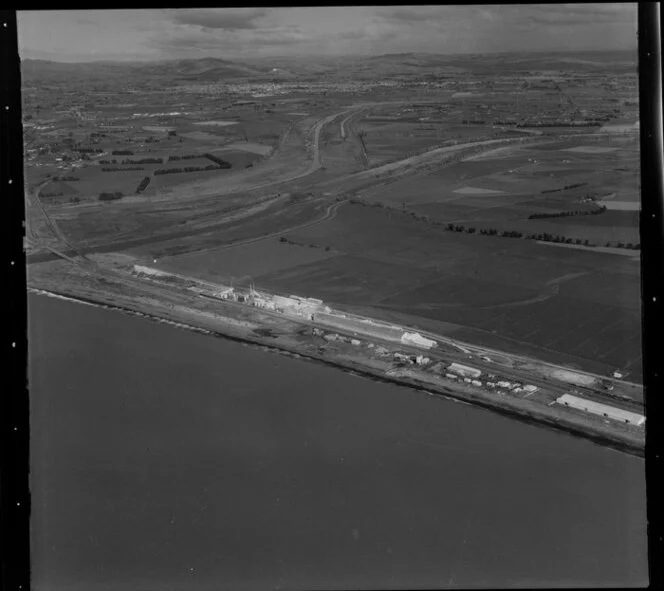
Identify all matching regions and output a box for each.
[154,164,221,175]
[111,150,134,155]
[203,153,232,168]
[100,158,163,165]
[135,176,151,194]
[542,182,589,194]
[98,191,124,201]
[167,154,200,161]
[278,236,331,251]
[346,200,640,250]
[101,167,146,172]
[528,206,606,220]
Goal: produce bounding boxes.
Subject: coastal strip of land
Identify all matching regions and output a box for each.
[27,258,645,457]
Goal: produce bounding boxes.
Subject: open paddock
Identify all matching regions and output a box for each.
[255,254,437,305]
[68,168,153,198]
[122,199,324,260]
[179,131,233,142]
[157,239,337,284]
[386,291,641,380]
[408,202,530,223]
[276,203,641,378]
[146,167,236,193]
[39,180,80,198]
[598,200,640,211]
[221,142,272,156]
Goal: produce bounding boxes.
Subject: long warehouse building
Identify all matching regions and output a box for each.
[555,394,646,426]
[314,311,405,343]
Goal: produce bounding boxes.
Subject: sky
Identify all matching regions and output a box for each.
[17,5,638,63]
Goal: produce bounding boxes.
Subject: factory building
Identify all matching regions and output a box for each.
[271,294,326,320]
[401,332,437,350]
[314,311,405,343]
[447,363,482,379]
[555,394,646,426]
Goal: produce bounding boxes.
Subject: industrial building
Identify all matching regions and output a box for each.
[314,311,405,343]
[555,394,646,426]
[447,363,482,379]
[270,294,327,320]
[401,332,437,349]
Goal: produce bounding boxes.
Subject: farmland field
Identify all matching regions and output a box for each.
[224,202,643,380]
[157,239,337,282]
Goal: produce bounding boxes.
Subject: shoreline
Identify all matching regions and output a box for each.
[29,286,645,458]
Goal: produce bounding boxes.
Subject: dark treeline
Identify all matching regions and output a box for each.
[101,167,145,172]
[135,176,151,194]
[528,206,606,220]
[542,182,589,194]
[347,199,640,250]
[98,191,124,201]
[125,157,162,164]
[154,164,221,175]
[278,236,331,251]
[100,158,162,164]
[111,150,134,155]
[168,154,200,161]
[203,153,232,168]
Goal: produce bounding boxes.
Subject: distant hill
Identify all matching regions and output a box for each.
[20,57,270,84]
[245,50,637,79]
[21,50,637,85]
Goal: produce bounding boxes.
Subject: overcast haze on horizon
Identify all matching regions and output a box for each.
[18,5,637,63]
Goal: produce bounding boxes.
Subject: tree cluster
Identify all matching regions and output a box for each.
[346,199,639,250]
[203,153,232,168]
[135,176,151,194]
[167,154,200,162]
[154,164,220,175]
[98,191,124,201]
[278,236,330,250]
[101,167,145,172]
[528,206,606,220]
[101,158,162,165]
[125,157,163,164]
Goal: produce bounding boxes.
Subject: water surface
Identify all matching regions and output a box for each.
[29,294,647,590]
